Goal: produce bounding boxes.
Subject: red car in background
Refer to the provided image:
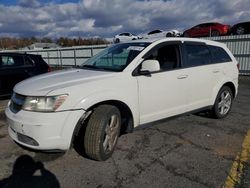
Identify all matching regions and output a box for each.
[183,22,231,37]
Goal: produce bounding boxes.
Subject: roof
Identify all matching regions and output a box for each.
[0,52,39,56]
[119,37,225,47]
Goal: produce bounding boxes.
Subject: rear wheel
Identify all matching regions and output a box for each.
[211,86,233,119]
[236,27,245,35]
[166,33,172,37]
[211,30,220,36]
[84,105,121,161]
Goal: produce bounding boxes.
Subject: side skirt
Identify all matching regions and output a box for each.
[134,106,213,131]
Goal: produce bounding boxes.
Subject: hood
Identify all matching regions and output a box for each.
[14,68,115,96]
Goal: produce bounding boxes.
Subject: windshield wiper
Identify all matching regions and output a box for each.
[81,65,117,72]
[81,65,100,69]
[81,65,107,71]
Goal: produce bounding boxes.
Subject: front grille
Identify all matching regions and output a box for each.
[10,93,26,113]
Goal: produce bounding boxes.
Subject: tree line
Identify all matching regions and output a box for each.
[0,37,109,50]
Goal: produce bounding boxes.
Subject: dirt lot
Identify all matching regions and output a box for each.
[0,77,249,188]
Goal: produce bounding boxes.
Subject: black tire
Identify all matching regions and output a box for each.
[211,86,233,119]
[183,32,189,37]
[211,30,220,36]
[115,38,120,43]
[166,33,172,37]
[84,105,121,161]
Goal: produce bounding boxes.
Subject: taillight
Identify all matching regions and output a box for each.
[223,25,229,33]
[237,63,240,70]
[48,65,52,72]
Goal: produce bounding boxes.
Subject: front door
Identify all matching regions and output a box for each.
[136,43,188,124]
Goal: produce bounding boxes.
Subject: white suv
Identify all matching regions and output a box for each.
[5,38,239,161]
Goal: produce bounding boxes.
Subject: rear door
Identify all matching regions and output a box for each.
[202,23,212,36]
[182,42,219,111]
[190,25,202,37]
[119,33,130,42]
[0,54,34,95]
[192,24,210,37]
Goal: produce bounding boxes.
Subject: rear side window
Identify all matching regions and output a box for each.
[1,56,15,66]
[148,30,162,35]
[0,55,24,67]
[208,45,232,63]
[185,45,211,67]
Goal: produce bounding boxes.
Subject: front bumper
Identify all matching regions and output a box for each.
[5,106,85,151]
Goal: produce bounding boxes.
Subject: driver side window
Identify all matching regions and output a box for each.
[145,44,180,71]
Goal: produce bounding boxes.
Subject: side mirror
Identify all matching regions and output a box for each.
[140,60,160,75]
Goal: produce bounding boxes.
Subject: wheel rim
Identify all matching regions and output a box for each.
[236,27,244,35]
[103,114,120,153]
[211,30,219,36]
[218,90,232,115]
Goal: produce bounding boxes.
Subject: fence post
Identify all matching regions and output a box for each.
[91,47,93,57]
[74,48,76,67]
[60,50,62,68]
[47,51,50,65]
[57,49,60,67]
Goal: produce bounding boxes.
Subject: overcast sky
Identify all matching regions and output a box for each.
[0,0,249,38]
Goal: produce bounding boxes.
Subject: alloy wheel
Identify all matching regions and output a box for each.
[218,90,232,115]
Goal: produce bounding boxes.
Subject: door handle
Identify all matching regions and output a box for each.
[177,75,188,79]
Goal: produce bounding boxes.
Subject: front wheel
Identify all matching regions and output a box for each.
[84,105,121,161]
[115,38,120,43]
[211,86,233,119]
[166,33,172,37]
[183,32,189,37]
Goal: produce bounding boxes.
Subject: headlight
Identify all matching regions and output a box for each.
[22,94,68,112]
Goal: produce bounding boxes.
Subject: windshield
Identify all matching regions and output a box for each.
[81,42,150,72]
